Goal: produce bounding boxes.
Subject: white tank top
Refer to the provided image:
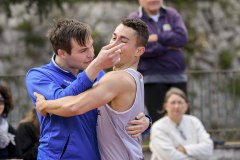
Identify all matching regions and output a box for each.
[97,68,144,160]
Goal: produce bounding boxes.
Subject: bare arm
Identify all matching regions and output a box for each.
[35,71,123,117]
[35,71,150,136]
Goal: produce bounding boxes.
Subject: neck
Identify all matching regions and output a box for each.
[170,116,182,125]
[144,9,159,16]
[113,62,138,71]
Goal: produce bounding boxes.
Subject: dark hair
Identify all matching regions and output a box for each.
[20,107,40,134]
[0,85,14,117]
[47,18,92,55]
[121,18,149,47]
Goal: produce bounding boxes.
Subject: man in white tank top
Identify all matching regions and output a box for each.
[34,18,149,160]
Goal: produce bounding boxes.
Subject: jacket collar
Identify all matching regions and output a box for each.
[51,54,70,73]
[138,5,167,20]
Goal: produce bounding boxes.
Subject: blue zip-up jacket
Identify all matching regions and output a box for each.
[128,6,188,76]
[26,56,105,160]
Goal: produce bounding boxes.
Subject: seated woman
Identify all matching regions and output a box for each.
[150,87,213,160]
[0,85,19,159]
[17,107,40,160]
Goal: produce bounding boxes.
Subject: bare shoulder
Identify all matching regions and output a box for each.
[102,70,134,81]
[99,70,135,88]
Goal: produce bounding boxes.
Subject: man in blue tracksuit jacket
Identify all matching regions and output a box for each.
[26,18,150,160]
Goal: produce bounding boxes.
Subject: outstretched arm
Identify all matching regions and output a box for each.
[35,70,150,137]
[35,92,151,137]
[35,72,121,117]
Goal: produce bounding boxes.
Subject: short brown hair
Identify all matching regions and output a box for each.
[48,18,92,55]
[121,18,149,47]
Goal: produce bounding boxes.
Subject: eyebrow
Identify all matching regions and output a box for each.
[113,33,130,41]
[78,40,93,52]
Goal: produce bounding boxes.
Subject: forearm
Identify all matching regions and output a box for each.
[158,29,188,47]
[184,141,213,158]
[158,15,188,47]
[40,90,104,117]
[85,59,102,81]
[142,42,168,58]
[150,141,193,160]
[43,96,78,117]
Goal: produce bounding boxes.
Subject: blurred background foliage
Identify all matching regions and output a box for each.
[0,0,197,61]
[0,0,194,20]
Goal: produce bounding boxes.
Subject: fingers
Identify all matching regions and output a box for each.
[126,122,144,138]
[126,113,150,138]
[107,43,125,53]
[34,92,46,116]
[128,112,146,125]
[128,119,141,125]
[126,126,142,138]
[102,42,124,55]
[135,112,145,120]
[94,42,124,69]
[103,39,124,50]
[111,49,121,65]
[34,92,45,101]
[131,133,141,138]
[34,92,39,97]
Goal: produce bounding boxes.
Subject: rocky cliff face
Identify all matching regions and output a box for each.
[1,1,240,74]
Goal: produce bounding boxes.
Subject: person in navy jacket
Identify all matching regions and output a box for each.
[128,0,189,123]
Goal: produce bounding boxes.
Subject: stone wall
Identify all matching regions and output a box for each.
[1,1,240,74]
[1,1,240,141]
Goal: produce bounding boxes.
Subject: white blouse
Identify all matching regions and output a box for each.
[150,115,213,160]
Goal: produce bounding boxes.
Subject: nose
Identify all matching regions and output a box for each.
[173,102,181,109]
[110,38,121,47]
[86,48,94,58]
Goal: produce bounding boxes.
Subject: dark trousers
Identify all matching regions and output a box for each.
[144,82,187,123]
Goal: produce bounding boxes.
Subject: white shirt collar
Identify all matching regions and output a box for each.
[51,54,69,73]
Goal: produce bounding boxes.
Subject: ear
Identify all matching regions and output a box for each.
[135,47,145,57]
[57,49,67,58]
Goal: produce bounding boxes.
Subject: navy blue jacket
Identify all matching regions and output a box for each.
[128,6,188,76]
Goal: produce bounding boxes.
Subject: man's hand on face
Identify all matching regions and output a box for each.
[126,112,150,138]
[34,92,47,116]
[85,41,125,81]
[93,41,125,70]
